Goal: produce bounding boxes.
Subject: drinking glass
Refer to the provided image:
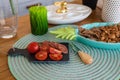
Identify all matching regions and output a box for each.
[82,0,98,10]
[0,0,18,39]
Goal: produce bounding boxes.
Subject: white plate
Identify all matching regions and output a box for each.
[46,4,92,24]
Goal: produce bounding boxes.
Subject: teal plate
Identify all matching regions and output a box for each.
[75,22,120,49]
[8,25,120,80]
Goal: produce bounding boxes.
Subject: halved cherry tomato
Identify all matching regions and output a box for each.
[49,53,63,61]
[27,42,39,54]
[35,51,48,61]
[49,47,62,54]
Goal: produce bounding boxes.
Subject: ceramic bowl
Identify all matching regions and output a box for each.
[75,22,120,49]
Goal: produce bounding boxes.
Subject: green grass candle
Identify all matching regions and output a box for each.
[29,6,48,35]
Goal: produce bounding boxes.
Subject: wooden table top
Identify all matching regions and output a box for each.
[0,1,102,80]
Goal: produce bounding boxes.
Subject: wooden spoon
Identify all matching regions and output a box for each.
[78,51,93,64]
[70,42,93,64]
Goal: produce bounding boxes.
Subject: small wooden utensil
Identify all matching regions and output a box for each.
[70,42,93,64]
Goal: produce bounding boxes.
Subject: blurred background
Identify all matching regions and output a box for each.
[0,0,103,16]
[0,0,73,16]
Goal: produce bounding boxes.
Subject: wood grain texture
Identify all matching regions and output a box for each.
[0,0,102,80]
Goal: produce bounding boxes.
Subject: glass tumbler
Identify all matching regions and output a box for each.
[82,0,98,10]
[29,6,48,35]
[0,0,18,39]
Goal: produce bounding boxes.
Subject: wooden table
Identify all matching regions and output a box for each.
[0,1,102,80]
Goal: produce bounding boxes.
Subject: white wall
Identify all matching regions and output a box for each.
[0,0,72,16]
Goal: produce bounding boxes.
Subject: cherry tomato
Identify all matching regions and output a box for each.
[35,51,48,61]
[49,47,62,54]
[40,45,49,53]
[49,53,63,61]
[27,42,39,54]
